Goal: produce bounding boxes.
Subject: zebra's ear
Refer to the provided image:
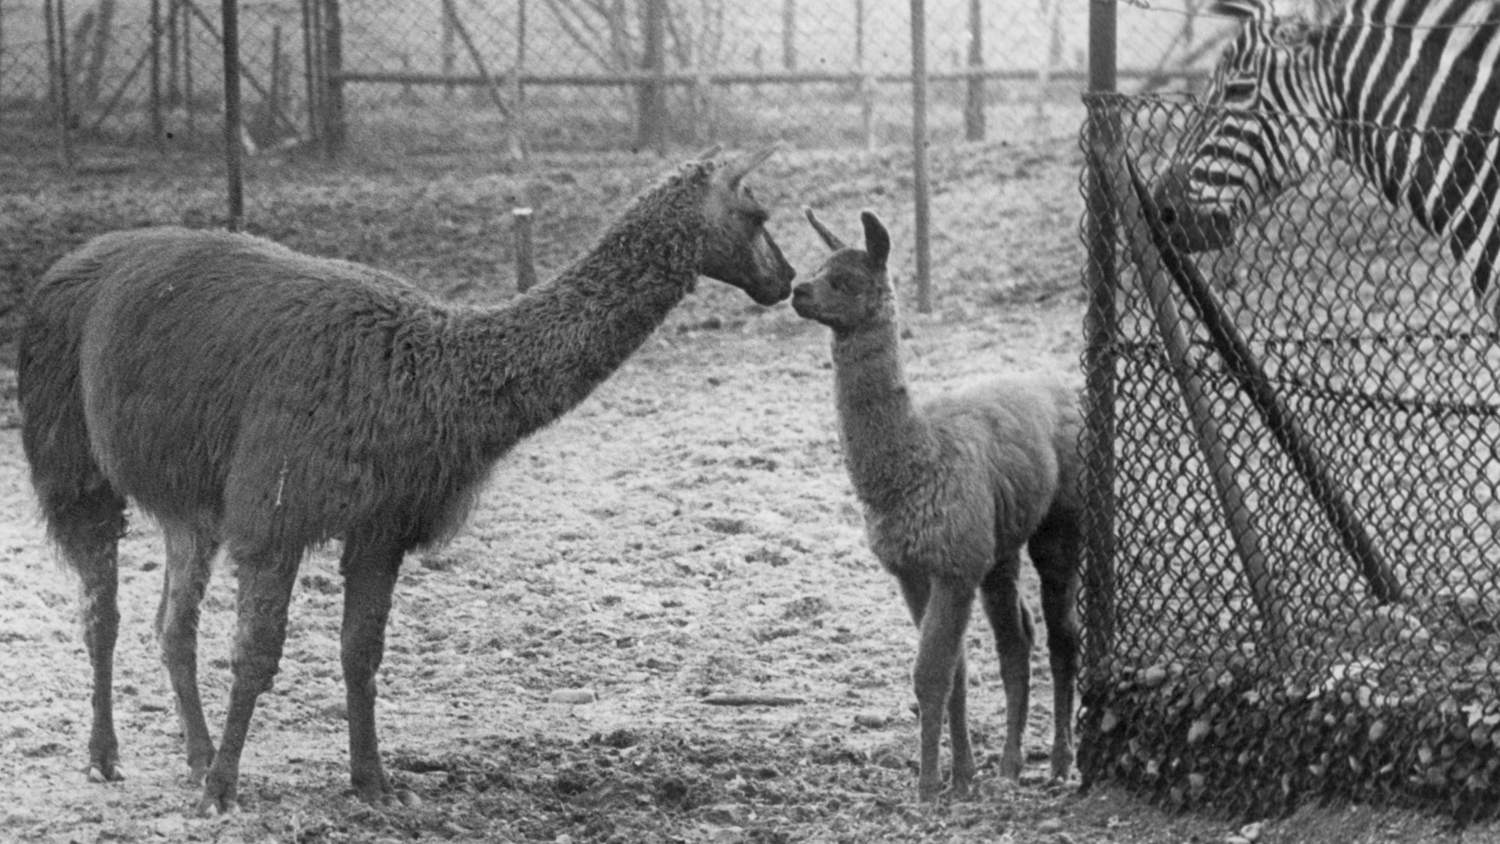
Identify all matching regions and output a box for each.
[1212,0,1271,22]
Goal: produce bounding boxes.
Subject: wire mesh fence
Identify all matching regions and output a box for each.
[0,0,304,158]
[0,0,1213,164]
[1078,1,1500,820]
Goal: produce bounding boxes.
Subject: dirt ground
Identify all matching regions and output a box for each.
[0,141,1493,843]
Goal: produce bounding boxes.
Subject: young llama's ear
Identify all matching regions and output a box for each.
[860,211,890,268]
[805,208,847,251]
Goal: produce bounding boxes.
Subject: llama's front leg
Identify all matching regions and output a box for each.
[909,577,973,801]
[945,648,976,795]
[156,523,219,783]
[339,535,409,805]
[979,554,1033,780]
[197,550,300,815]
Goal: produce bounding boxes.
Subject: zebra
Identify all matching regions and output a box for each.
[1152,0,1500,314]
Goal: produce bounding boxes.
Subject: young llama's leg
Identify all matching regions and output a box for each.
[197,545,302,815]
[154,521,220,782]
[978,550,1034,780]
[1029,524,1082,780]
[898,572,976,800]
[339,533,409,804]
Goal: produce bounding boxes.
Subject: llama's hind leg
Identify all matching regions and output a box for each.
[155,521,220,783]
[51,487,129,783]
[338,533,411,805]
[978,552,1033,781]
[197,545,301,815]
[1029,528,1082,781]
[899,574,975,801]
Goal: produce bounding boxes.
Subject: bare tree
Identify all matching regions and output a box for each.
[541,0,729,145]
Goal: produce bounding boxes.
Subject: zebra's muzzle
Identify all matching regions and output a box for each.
[1150,165,1238,254]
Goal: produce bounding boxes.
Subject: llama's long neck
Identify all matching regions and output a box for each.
[830,320,937,510]
[446,170,706,453]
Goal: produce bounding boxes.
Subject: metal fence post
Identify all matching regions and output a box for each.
[963,0,983,141]
[221,0,243,230]
[909,0,931,314]
[1080,0,1119,685]
[321,0,344,157]
[150,0,163,153]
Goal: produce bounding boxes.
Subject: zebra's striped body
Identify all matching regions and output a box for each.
[1155,0,1500,309]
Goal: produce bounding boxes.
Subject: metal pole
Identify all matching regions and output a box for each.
[0,3,6,131]
[151,0,163,153]
[54,0,74,171]
[909,0,932,313]
[322,0,344,157]
[301,0,322,147]
[963,0,984,141]
[221,0,243,230]
[1079,0,1119,717]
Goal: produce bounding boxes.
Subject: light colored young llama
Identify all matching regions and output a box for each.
[792,208,1082,800]
[17,147,794,814]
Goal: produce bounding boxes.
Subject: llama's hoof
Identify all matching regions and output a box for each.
[942,779,974,800]
[87,762,125,783]
[998,757,1024,781]
[195,776,240,816]
[194,794,239,817]
[352,779,420,808]
[916,778,944,803]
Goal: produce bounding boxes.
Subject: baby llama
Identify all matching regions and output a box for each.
[792,208,1083,800]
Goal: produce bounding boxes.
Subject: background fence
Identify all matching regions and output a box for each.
[1079,0,1500,822]
[0,0,1229,165]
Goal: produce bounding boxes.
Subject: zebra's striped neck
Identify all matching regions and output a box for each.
[1167,0,1500,313]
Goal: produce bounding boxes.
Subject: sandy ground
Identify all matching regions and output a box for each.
[1,142,1491,842]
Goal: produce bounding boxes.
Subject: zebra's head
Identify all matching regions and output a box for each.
[1153,0,1339,253]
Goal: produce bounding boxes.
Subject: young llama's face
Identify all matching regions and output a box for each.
[791,209,894,333]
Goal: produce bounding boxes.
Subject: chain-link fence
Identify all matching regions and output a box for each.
[1079,0,1500,822]
[0,1,1217,164]
[0,0,304,160]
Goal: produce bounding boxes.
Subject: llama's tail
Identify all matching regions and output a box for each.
[18,265,126,560]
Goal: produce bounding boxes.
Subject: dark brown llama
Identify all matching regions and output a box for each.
[792,209,1082,800]
[17,148,794,814]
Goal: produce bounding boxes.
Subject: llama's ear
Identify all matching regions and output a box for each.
[725,145,778,188]
[805,208,846,251]
[860,211,890,268]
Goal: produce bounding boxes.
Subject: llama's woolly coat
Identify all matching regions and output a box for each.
[18,161,719,561]
[831,324,1081,583]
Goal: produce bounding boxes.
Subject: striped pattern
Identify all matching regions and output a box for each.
[1176,0,1500,305]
